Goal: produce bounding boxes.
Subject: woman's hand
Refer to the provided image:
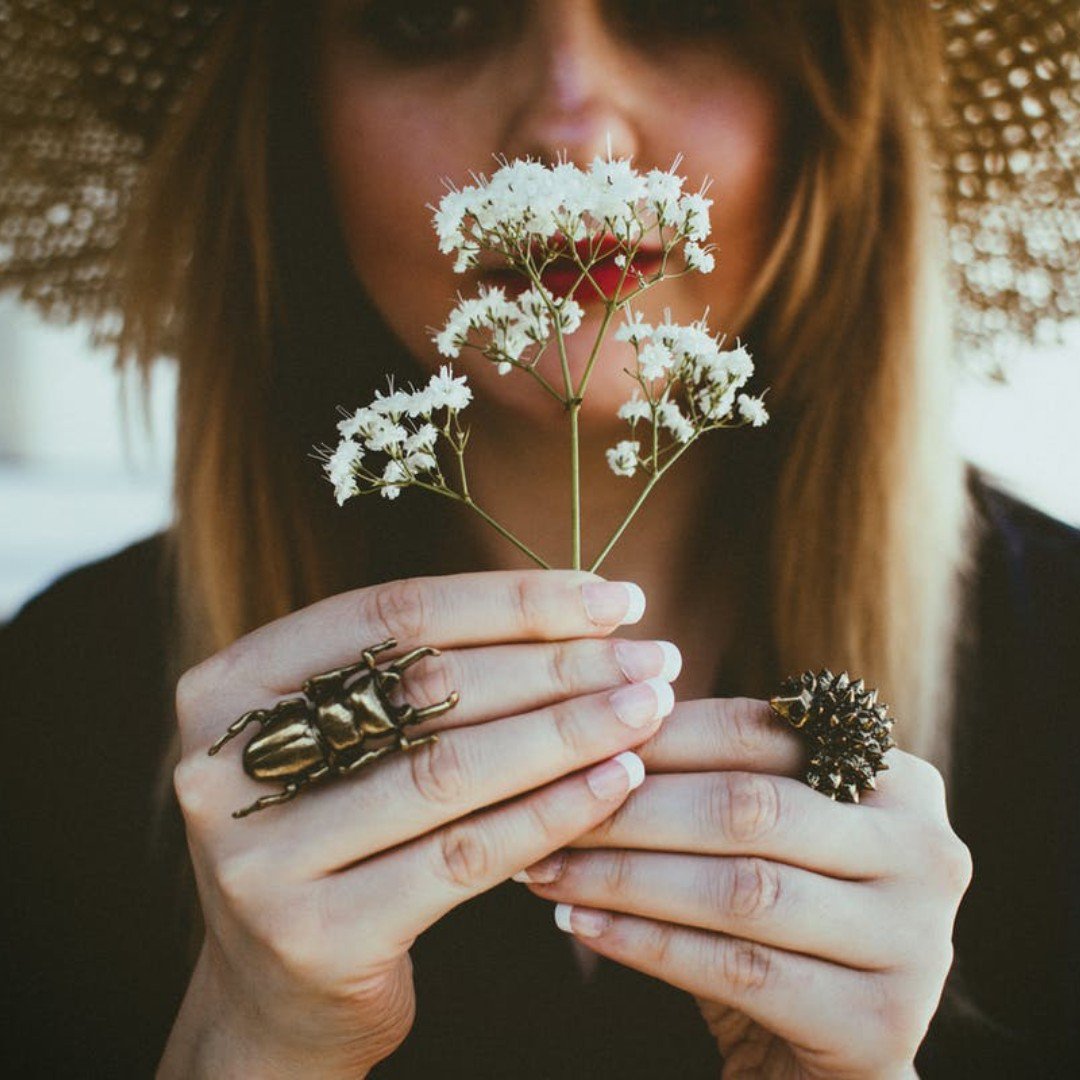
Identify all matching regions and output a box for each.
[160,570,680,1079]
[515,695,973,1079]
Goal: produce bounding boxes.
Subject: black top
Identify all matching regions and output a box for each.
[3,470,1079,1078]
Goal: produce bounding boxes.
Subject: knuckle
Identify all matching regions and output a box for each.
[641,920,679,970]
[172,756,214,823]
[549,697,592,762]
[869,977,928,1060]
[435,820,492,891]
[723,697,768,759]
[406,651,458,710]
[717,936,773,995]
[712,772,781,845]
[370,577,429,647]
[547,639,582,696]
[928,828,973,896]
[513,575,548,637]
[215,852,267,915]
[725,857,782,921]
[601,849,636,898]
[409,730,468,806]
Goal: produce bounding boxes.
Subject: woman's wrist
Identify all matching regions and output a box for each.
[156,947,372,1080]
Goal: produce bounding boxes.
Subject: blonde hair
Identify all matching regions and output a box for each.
[115,0,976,808]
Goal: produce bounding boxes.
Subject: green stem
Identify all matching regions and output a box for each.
[569,397,581,569]
[587,438,696,573]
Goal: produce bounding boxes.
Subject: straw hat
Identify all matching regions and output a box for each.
[0,1,1077,373]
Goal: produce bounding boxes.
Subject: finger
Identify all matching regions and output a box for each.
[190,677,676,873]
[521,850,897,969]
[321,748,652,952]
[571,771,895,879]
[551,911,884,1060]
[179,571,647,749]
[637,697,806,776]
[379,636,682,734]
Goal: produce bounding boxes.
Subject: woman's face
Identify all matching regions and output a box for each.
[315,0,786,427]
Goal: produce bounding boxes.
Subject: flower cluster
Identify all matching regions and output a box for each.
[606,311,770,478]
[434,283,584,374]
[321,364,473,505]
[432,154,715,274]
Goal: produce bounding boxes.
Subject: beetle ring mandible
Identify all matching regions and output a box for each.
[768,668,896,803]
[207,637,459,818]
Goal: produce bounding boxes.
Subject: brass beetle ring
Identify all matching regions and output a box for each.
[207,637,459,819]
[768,669,896,803]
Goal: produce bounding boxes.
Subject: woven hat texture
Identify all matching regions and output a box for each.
[1,0,1078,369]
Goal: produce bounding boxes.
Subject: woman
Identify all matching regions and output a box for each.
[3,1,1078,1077]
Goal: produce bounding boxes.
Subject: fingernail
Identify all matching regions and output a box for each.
[554,903,610,939]
[614,640,683,682]
[609,678,674,728]
[586,750,645,799]
[581,581,646,626]
[512,850,566,884]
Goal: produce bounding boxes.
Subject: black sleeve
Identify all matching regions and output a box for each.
[0,537,194,1077]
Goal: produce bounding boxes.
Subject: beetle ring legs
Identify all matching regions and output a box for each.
[207,637,460,819]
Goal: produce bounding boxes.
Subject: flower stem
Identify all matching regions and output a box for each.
[569,396,581,569]
[587,438,696,573]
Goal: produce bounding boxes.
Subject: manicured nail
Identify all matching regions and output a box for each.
[585,750,645,799]
[554,903,610,939]
[581,581,646,626]
[512,850,566,884]
[614,640,683,682]
[609,678,674,727]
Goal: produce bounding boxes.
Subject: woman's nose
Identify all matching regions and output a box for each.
[502,0,641,167]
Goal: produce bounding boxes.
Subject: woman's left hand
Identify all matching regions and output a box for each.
[514,695,973,1079]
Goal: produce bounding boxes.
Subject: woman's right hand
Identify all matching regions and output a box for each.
[159,570,680,1079]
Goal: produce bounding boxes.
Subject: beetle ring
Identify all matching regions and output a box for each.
[207,637,459,819]
[768,668,896,803]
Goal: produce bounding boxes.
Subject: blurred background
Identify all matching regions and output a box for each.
[2,293,1078,622]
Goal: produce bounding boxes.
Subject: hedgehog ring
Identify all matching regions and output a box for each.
[768,669,896,804]
[207,637,460,819]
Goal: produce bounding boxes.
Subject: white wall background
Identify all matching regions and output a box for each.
[1,295,1078,621]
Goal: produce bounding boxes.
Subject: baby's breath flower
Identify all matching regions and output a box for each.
[325,441,363,506]
[639,341,675,381]
[403,423,439,453]
[679,191,713,242]
[615,310,653,347]
[617,392,651,424]
[657,400,695,444]
[381,459,408,499]
[737,393,770,427]
[606,439,641,478]
[427,364,473,412]
[684,241,715,274]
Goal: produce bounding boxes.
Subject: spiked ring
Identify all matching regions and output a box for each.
[768,669,896,803]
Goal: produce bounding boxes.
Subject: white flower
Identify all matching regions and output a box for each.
[426,364,473,412]
[678,191,713,242]
[698,385,737,422]
[324,440,363,506]
[684,242,715,274]
[737,393,769,427]
[557,297,584,335]
[657,400,695,443]
[403,423,438,453]
[364,416,409,453]
[614,310,653,347]
[720,343,755,381]
[497,360,513,375]
[370,388,414,418]
[639,341,675,380]
[606,439,641,478]
[381,459,409,499]
[613,253,627,268]
[617,393,652,424]
[645,165,685,223]
[404,450,438,473]
[337,406,379,440]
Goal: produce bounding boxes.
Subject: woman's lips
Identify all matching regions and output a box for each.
[482,247,664,303]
